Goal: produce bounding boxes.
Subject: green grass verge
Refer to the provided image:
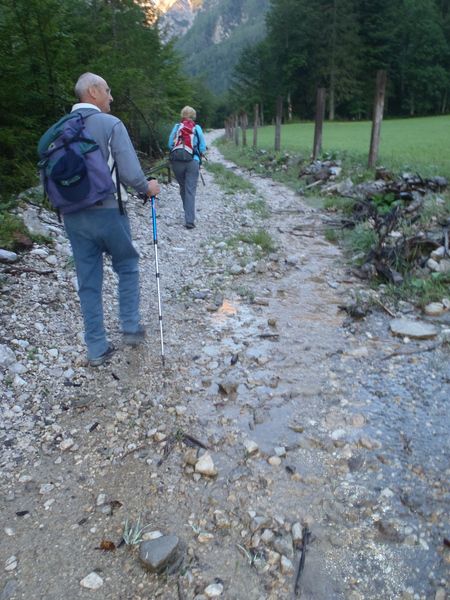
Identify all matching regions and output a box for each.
[204,160,256,194]
[251,115,450,177]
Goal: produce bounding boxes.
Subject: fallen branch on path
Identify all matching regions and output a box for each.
[293,526,311,597]
[1,266,55,276]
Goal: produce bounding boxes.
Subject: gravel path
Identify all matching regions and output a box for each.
[0,131,449,600]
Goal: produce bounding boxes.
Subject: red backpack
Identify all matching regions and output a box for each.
[170,118,198,162]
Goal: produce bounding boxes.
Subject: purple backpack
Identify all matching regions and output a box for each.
[37,112,118,215]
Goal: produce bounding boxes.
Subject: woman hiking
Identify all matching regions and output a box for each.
[168,106,206,229]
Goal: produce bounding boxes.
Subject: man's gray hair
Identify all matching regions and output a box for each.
[74,72,104,100]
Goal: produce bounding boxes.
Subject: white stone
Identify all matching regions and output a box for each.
[389,318,438,340]
[345,346,369,358]
[441,328,450,343]
[243,439,259,455]
[80,572,103,590]
[274,446,286,457]
[142,530,163,541]
[0,250,18,263]
[424,302,445,316]
[60,438,75,451]
[96,493,107,506]
[438,259,450,273]
[204,582,223,597]
[280,555,294,574]
[0,344,16,369]
[426,258,440,272]
[195,452,217,476]
[39,483,54,494]
[291,522,303,543]
[268,456,281,466]
[4,555,17,571]
[198,532,214,543]
[430,246,445,260]
[13,374,27,386]
[30,248,49,257]
[331,429,346,441]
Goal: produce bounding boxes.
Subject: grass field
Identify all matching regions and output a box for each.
[253,115,450,176]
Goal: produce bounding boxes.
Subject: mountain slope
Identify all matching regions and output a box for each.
[173,0,270,95]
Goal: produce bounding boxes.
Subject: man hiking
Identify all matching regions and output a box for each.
[39,72,160,366]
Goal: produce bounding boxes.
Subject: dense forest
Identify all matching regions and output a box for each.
[230,0,450,122]
[2,0,450,203]
[0,0,212,201]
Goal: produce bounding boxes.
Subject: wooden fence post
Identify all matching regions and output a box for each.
[241,112,248,147]
[368,70,387,169]
[253,104,259,148]
[313,87,326,160]
[275,95,283,152]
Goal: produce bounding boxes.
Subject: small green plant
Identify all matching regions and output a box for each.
[324,228,339,243]
[229,229,276,254]
[122,516,150,546]
[371,192,400,215]
[27,347,38,360]
[324,196,356,215]
[0,212,30,251]
[418,194,450,227]
[235,286,255,302]
[384,272,450,308]
[236,544,265,569]
[246,198,270,218]
[345,223,377,260]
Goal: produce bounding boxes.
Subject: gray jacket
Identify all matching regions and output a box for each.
[71,103,148,208]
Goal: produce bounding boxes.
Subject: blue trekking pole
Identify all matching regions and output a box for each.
[149,195,165,366]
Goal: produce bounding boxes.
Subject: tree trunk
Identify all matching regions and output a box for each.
[234,114,239,146]
[253,104,259,148]
[368,70,387,169]
[241,112,248,147]
[275,96,282,152]
[313,88,326,160]
[328,0,337,121]
[287,92,293,121]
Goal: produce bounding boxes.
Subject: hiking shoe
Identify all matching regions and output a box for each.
[185,223,195,229]
[88,344,115,367]
[123,327,146,347]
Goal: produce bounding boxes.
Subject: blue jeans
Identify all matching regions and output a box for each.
[63,208,142,360]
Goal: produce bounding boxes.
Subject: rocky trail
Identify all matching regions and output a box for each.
[1,131,449,600]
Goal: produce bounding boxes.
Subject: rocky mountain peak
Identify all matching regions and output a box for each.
[154,0,204,41]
